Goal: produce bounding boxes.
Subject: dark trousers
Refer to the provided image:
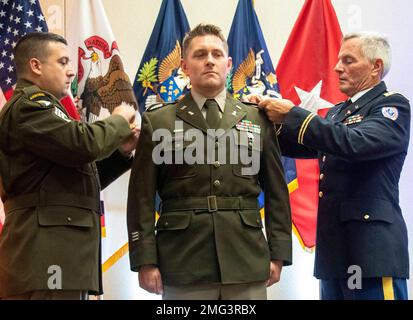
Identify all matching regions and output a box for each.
[320,277,408,300]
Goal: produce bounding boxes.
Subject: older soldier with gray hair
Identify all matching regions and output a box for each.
[248,31,410,300]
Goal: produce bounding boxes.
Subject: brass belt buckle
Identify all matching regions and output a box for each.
[207,195,218,212]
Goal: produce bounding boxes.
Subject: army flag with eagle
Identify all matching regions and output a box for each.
[66,0,137,124]
[227,0,298,226]
[133,0,190,114]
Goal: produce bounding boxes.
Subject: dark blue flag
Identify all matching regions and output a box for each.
[0,0,48,104]
[133,0,190,114]
[227,0,297,201]
[227,0,280,100]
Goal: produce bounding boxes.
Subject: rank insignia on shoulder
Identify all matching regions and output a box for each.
[146,103,164,111]
[236,119,261,134]
[147,101,174,112]
[383,91,401,97]
[54,107,71,122]
[381,106,399,121]
[241,101,258,107]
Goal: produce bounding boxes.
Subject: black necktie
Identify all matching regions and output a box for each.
[334,99,352,117]
[204,99,220,129]
[340,99,352,112]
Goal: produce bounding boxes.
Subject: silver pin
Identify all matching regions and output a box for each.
[188,111,194,116]
[181,105,188,110]
[236,105,242,110]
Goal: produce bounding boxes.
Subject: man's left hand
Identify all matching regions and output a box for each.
[266,260,283,287]
[258,98,295,124]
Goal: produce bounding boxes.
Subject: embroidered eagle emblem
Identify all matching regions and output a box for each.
[81,54,138,120]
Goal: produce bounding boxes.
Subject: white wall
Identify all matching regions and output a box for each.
[94,0,413,299]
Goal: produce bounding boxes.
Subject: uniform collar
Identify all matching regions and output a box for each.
[15,78,38,91]
[334,81,387,122]
[349,86,376,103]
[190,88,227,113]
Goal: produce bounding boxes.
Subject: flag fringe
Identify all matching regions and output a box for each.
[292,223,315,253]
[102,242,129,273]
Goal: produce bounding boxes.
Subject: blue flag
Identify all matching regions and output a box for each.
[227,0,281,100]
[227,0,297,201]
[133,0,190,114]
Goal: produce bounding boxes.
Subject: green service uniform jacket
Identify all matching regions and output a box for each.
[127,92,292,286]
[0,79,133,297]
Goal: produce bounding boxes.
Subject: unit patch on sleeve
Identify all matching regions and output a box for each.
[381,107,399,121]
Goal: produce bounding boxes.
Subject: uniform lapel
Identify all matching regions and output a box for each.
[335,82,387,123]
[217,94,247,137]
[175,93,209,134]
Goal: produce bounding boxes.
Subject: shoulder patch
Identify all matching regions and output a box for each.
[29,92,54,107]
[29,92,46,101]
[381,106,399,121]
[36,100,52,107]
[383,91,402,97]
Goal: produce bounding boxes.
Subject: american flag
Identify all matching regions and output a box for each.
[0,0,48,107]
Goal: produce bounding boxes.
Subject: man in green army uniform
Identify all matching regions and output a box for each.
[0,32,138,299]
[127,24,292,300]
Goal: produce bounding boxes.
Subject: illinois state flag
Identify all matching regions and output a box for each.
[66,0,137,124]
[133,0,190,113]
[276,0,346,249]
[0,0,49,232]
[227,0,298,211]
[65,0,138,274]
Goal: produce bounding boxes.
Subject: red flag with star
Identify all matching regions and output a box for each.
[276,0,346,249]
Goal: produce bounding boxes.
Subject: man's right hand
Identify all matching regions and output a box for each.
[112,102,136,124]
[138,265,164,295]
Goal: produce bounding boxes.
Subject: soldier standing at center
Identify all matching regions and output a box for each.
[127,24,292,300]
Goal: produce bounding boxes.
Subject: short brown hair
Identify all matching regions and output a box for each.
[13,32,67,77]
[182,23,228,57]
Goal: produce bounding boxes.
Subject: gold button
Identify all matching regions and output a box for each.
[319,191,323,198]
[363,214,370,220]
[319,173,324,180]
[214,161,220,168]
[164,221,169,226]
[213,180,221,187]
[322,155,326,162]
[67,216,72,222]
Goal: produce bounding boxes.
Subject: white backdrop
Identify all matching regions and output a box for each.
[65,0,412,299]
